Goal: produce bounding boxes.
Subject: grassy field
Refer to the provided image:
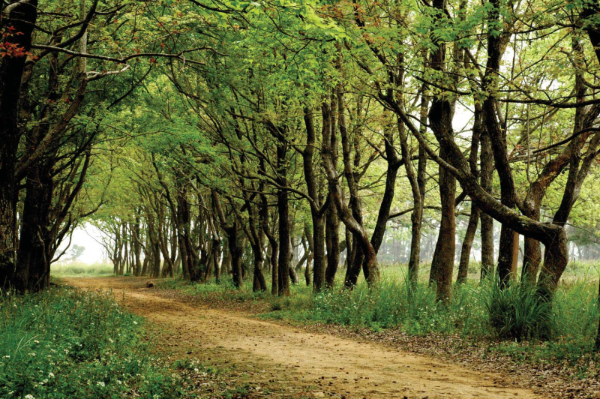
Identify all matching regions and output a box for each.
[51,262,114,277]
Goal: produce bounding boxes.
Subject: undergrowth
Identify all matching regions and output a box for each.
[0,287,182,399]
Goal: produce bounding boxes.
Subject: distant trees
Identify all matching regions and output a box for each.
[66,245,86,263]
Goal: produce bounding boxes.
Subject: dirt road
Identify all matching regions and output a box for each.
[64,277,540,399]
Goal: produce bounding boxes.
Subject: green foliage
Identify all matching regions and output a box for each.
[0,288,182,399]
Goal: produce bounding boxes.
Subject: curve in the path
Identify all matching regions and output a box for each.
[64,277,541,399]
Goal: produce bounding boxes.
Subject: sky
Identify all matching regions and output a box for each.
[56,224,107,264]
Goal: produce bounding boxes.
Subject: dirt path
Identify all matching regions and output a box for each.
[64,277,541,399]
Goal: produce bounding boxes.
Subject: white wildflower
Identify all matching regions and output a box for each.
[49,372,55,378]
[97,381,105,388]
[25,395,35,399]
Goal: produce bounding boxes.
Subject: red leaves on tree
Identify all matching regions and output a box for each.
[0,26,32,59]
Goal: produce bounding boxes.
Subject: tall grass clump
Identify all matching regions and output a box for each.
[486,281,550,341]
[547,281,600,359]
[0,287,182,398]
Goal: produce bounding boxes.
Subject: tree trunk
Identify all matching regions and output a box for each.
[432,147,456,303]
[303,225,314,286]
[409,93,429,285]
[457,108,482,284]
[596,279,600,351]
[325,199,340,287]
[132,215,143,276]
[252,244,267,291]
[227,220,243,288]
[277,178,291,296]
[0,0,38,290]
[479,130,495,279]
[301,107,327,291]
[16,163,53,292]
[322,98,380,288]
[323,100,341,288]
[457,202,479,284]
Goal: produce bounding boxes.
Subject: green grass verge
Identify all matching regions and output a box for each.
[0,286,182,399]
[51,262,114,277]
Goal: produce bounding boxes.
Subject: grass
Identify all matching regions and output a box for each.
[51,262,113,277]
[157,263,600,365]
[0,286,183,399]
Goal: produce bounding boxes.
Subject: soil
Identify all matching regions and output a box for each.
[63,276,542,399]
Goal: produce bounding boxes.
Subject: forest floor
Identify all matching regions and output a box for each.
[62,276,545,399]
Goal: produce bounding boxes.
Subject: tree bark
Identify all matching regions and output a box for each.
[277,140,291,296]
[482,0,518,287]
[596,278,600,351]
[324,100,341,288]
[457,107,482,284]
[0,0,38,290]
[409,92,429,285]
[479,130,495,279]
[302,107,327,291]
[228,220,243,288]
[457,203,480,284]
[16,162,53,291]
[430,145,456,303]
[212,190,243,288]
